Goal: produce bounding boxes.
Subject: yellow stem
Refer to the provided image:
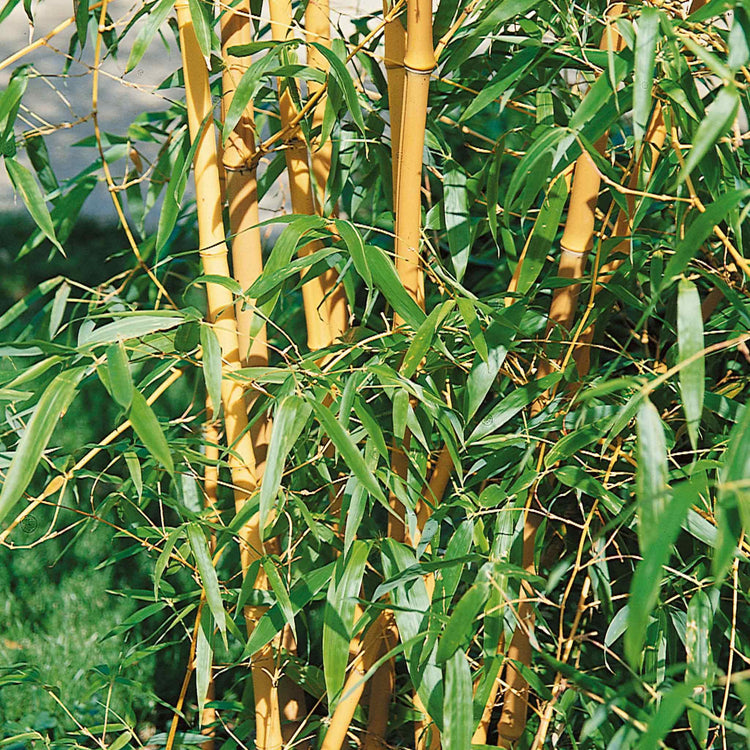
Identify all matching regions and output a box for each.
[393,0,435,321]
[383,0,406,206]
[305,0,349,341]
[176,6,282,748]
[269,0,337,350]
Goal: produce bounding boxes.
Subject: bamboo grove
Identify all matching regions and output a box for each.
[1,0,750,748]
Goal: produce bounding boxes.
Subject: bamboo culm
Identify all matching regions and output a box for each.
[175,5,282,748]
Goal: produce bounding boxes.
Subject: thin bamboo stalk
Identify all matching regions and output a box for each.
[320,616,386,750]
[220,0,273,474]
[269,0,338,350]
[495,10,625,744]
[382,0,406,205]
[362,623,395,750]
[392,0,434,320]
[175,6,282,749]
[574,106,667,376]
[305,0,349,340]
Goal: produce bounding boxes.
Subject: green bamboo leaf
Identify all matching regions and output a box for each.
[713,402,750,581]
[106,341,134,410]
[187,522,227,640]
[48,281,70,339]
[126,0,176,73]
[309,398,387,504]
[199,325,222,415]
[677,279,705,450]
[25,134,58,194]
[456,298,488,363]
[260,395,312,529]
[633,8,660,151]
[436,564,491,664]
[460,46,537,122]
[124,451,143,501]
[365,244,426,329]
[636,399,669,553]
[638,681,695,750]
[443,163,471,281]
[188,0,212,58]
[73,0,89,48]
[128,390,174,475]
[322,540,371,706]
[514,172,569,295]
[468,371,561,443]
[685,589,714,746]
[223,48,285,142]
[464,321,512,420]
[625,480,695,667]
[443,649,472,750]
[335,219,370,287]
[0,367,85,527]
[0,276,62,333]
[381,539,444,727]
[242,564,335,659]
[5,157,64,255]
[261,557,296,639]
[678,87,739,183]
[309,42,365,136]
[79,312,185,347]
[400,301,454,380]
[0,65,30,145]
[195,613,213,720]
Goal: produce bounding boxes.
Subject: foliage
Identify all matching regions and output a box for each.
[1,0,750,748]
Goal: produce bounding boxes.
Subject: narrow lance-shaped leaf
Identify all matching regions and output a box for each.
[0,367,85,526]
[685,589,714,746]
[633,7,659,151]
[661,190,750,289]
[187,522,227,642]
[260,395,312,528]
[199,325,222,417]
[443,162,471,281]
[106,341,134,410]
[677,279,705,450]
[188,0,212,58]
[678,86,739,183]
[636,399,669,552]
[128,390,174,475]
[713,402,750,581]
[5,157,64,255]
[308,398,387,504]
[322,540,371,706]
[443,649,473,750]
[126,0,177,72]
[195,611,213,721]
[625,480,695,667]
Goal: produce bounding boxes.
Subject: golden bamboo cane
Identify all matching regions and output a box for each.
[393,0,434,320]
[383,0,406,204]
[305,0,349,341]
[175,6,282,748]
[269,0,339,350]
